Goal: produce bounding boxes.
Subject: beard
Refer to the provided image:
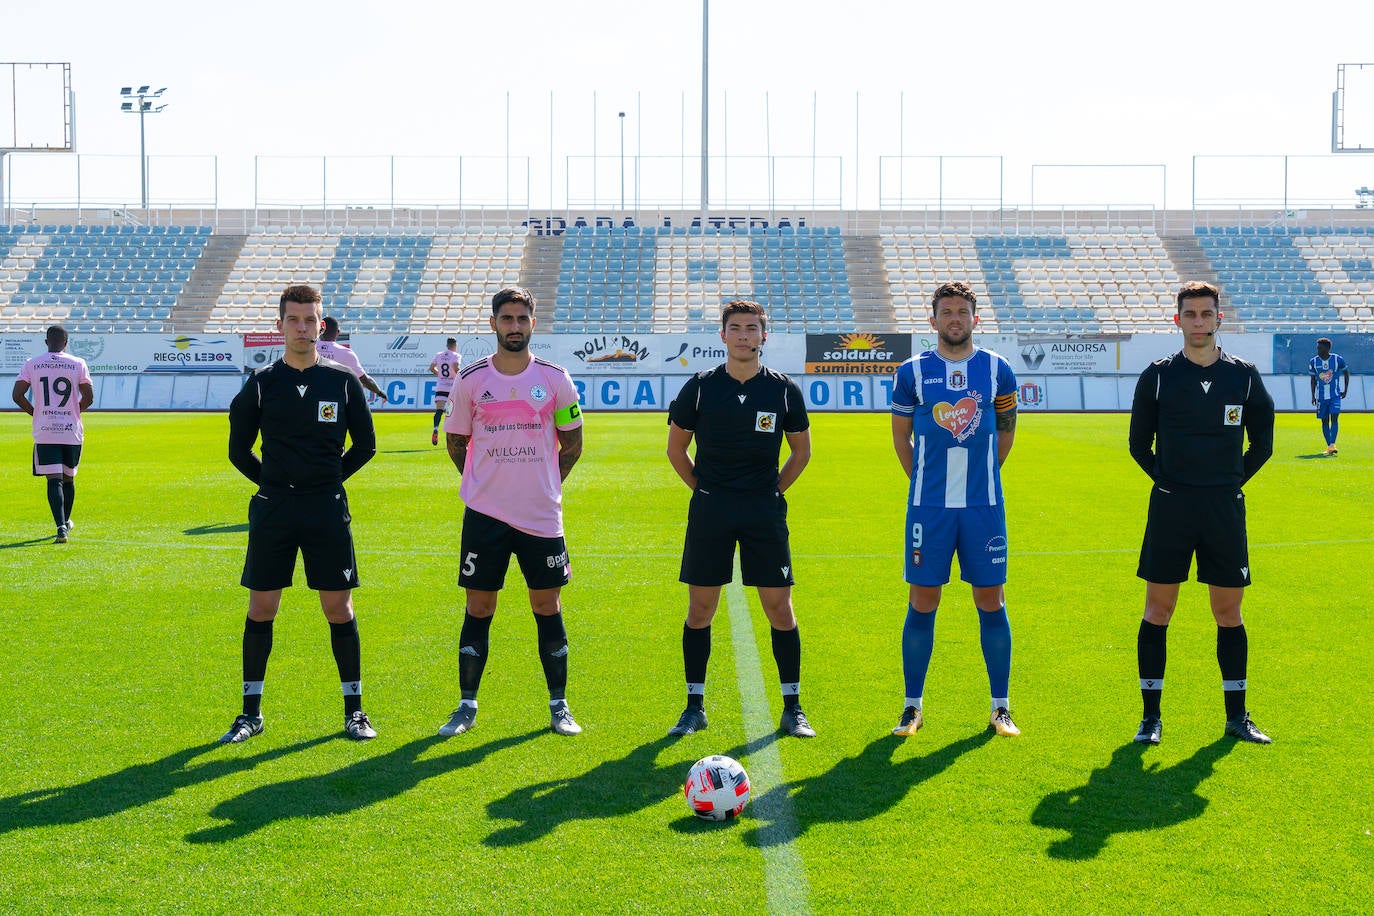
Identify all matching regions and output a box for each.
[500,334,529,353]
[938,326,971,348]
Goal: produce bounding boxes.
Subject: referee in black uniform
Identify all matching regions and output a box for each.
[221,284,379,744]
[1128,281,1275,746]
[665,299,816,738]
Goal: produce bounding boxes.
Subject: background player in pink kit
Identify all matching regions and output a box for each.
[438,286,585,737]
[12,325,94,543]
[429,337,461,446]
[317,315,386,399]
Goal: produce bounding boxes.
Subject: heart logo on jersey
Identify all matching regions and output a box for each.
[933,397,979,438]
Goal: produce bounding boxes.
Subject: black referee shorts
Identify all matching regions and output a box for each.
[680,487,794,588]
[241,488,360,592]
[1137,483,1251,588]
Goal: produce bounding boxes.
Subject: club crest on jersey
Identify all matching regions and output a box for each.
[1224,404,1242,426]
[947,369,967,391]
[529,384,549,402]
[755,411,777,432]
[933,395,981,442]
[318,401,339,422]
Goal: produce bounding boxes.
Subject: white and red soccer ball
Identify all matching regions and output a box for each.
[684,755,751,821]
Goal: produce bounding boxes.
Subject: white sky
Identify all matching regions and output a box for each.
[4,0,1374,212]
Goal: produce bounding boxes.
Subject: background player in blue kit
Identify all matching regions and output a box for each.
[1308,337,1349,456]
[889,281,1021,738]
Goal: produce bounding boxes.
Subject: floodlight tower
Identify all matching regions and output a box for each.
[618,111,626,209]
[119,85,167,208]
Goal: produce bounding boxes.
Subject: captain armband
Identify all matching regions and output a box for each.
[993,393,1018,413]
[555,402,582,426]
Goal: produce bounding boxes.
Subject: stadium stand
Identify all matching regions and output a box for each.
[1195,226,1374,332]
[552,225,853,333]
[0,225,210,332]
[883,228,1181,334]
[1,220,1371,335]
[204,228,526,333]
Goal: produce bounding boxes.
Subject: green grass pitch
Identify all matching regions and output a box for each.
[0,408,1369,913]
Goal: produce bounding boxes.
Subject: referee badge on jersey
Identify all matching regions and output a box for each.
[1224,404,1242,426]
[318,401,339,422]
[755,411,777,432]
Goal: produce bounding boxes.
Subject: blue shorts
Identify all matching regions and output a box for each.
[1315,399,1341,419]
[904,504,1008,587]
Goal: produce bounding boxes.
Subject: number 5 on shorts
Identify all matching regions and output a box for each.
[462,552,478,577]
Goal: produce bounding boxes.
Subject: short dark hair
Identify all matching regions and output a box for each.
[446,337,457,347]
[1316,337,1332,348]
[320,315,341,340]
[1176,280,1220,312]
[492,286,536,315]
[931,281,976,312]
[721,298,767,331]
[45,325,68,351]
[279,284,322,318]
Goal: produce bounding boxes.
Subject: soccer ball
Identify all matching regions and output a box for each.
[684,755,751,821]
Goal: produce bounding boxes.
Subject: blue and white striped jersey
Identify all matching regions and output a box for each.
[892,347,1018,508]
[1309,353,1348,402]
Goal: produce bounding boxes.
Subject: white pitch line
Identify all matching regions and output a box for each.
[5,535,1369,559]
[726,565,812,916]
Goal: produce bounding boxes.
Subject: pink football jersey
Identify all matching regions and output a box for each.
[431,350,462,393]
[18,351,92,445]
[443,356,582,537]
[316,339,367,378]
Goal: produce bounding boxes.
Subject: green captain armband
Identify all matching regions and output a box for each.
[555,402,582,426]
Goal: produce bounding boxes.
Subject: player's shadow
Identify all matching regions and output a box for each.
[187,730,541,844]
[0,736,332,836]
[184,523,249,536]
[740,729,993,848]
[1030,738,1235,860]
[0,537,57,550]
[1295,452,1333,460]
[484,733,779,846]
[382,449,431,455]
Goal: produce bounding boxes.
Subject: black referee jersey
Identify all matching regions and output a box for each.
[1128,349,1274,489]
[669,364,809,492]
[229,356,376,492]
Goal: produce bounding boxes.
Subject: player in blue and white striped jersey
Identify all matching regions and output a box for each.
[1308,337,1349,456]
[889,281,1021,739]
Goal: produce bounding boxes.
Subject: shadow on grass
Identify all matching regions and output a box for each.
[0,736,333,835]
[485,732,780,846]
[1295,452,1333,460]
[184,523,249,536]
[739,729,994,848]
[187,730,543,844]
[0,537,57,550]
[1030,738,1235,860]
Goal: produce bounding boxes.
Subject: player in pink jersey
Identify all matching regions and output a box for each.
[317,315,386,399]
[12,326,94,543]
[438,286,584,737]
[428,337,461,446]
